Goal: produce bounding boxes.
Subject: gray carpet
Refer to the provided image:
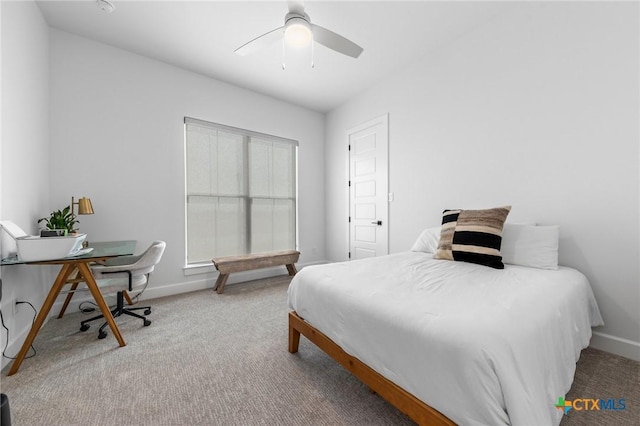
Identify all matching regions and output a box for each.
[1,276,638,426]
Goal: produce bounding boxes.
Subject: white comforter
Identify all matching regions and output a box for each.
[287,252,603,426]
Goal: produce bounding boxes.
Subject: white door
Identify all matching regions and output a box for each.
[348,114,389,260]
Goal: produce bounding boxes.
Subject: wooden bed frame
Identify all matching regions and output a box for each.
[288,311,456,426]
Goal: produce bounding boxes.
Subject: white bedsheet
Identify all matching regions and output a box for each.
[288,252,603,426]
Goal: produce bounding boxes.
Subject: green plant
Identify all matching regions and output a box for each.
[38,205,79,234]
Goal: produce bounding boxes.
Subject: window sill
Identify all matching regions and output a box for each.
[183,262,215,276]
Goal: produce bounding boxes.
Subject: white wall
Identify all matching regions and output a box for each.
[0,1,57,369]
[326,2,639,359]
[1,4,325,371]
[48,29,326,302]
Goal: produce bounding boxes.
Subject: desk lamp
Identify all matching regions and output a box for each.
[72,197,93,244]
[72,196,94,217]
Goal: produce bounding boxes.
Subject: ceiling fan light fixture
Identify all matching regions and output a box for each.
[284,17,312,48]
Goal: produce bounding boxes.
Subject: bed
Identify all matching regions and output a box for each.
[287,224,603,425]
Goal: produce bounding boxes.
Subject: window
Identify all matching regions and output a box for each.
[185,117,297,265]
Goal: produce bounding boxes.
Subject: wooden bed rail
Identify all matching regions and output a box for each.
[288,311,456,426]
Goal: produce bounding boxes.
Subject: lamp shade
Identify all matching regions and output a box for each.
[77,197,94,215]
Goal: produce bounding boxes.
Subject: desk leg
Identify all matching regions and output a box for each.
[57,268,82,319]
[7,264,76,376]
[77,262,126,348]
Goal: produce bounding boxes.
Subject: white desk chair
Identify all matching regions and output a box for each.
[80,240,166,339]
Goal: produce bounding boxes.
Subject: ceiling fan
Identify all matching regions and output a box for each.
[234,1,363,61]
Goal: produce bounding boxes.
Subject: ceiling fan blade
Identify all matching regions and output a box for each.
[311,24,363,59]
[235,26,284,56]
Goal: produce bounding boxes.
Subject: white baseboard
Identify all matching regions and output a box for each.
[118,259,328,301]
[589,331,640,361]
[50,259,329,316]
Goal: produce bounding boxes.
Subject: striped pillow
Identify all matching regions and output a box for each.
[434,206,511,269]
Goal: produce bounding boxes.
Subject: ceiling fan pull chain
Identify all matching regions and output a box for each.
[311,40,315,68]
[282,38,286,70]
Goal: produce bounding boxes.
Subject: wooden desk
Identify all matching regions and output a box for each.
[2,240,136,375]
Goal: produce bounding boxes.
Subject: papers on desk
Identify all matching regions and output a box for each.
[69,247,94,257]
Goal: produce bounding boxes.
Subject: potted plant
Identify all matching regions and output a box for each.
[38,206,79,236]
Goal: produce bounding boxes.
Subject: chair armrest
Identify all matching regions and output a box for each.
[102,254,142,268]
[92,264,134,274]
[91,254,140,272]
[94,268,134,291]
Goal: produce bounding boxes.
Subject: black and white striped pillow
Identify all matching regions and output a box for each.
[434,206,511,269]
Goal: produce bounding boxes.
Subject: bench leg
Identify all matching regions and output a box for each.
[286,263,297,276]
[214,273,230,294]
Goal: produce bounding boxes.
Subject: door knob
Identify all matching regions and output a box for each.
[371,220,382,226]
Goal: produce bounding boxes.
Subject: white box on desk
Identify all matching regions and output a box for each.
[16,234,87,262]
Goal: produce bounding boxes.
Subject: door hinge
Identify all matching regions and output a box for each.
[348,216,351,223]
[348,180,351,187]
[348,144,351,151]
[348,251,351,259]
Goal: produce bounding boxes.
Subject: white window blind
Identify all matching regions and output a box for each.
[185,117,297,264]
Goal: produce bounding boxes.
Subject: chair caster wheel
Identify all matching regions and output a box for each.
[144,309,151,315]
[80,324,90,332]
[144,319,151,326]
[98,331,108,339]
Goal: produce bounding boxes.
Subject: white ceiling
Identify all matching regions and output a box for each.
[36,0,513,113]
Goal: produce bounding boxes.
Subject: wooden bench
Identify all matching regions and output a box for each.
[212,250,300,294]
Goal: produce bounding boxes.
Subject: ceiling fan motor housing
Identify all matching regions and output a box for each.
[284,11,311,25]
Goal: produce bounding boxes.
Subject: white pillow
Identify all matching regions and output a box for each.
[411,226,441,254]
[501,224,559,270]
